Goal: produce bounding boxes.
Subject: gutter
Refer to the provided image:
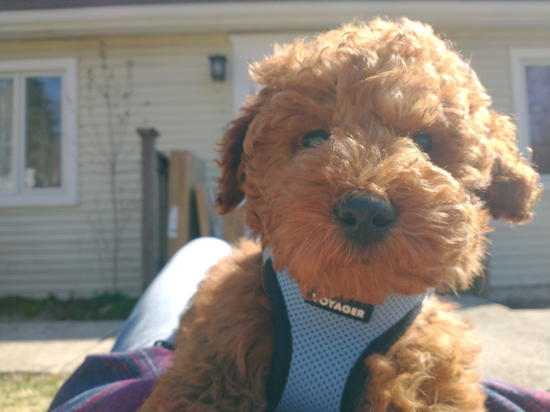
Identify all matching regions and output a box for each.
[1,1,549,40]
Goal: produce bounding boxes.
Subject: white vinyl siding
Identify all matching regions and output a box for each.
[490,194,550,287]
[231,28,550,293]
[444,28,550,290]
[0,34,232,297]
[0,26,547,297]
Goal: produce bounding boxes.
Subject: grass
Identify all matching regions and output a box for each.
[0,373,68,412]
[0,292,138,321]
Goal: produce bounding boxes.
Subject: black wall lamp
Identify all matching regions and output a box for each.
[209,55,227,82]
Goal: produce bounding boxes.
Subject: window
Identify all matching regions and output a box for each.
[510,48,550,183]
[0,58,77,207]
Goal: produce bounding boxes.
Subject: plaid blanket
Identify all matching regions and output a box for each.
[484,378,549,412]
[49,346,549,412]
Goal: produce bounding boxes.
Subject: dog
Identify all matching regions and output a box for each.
[142,18,542,412]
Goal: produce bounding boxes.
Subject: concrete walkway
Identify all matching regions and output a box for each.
[450,294,549,391]
[0,295,548,391]
[0,321,124,374]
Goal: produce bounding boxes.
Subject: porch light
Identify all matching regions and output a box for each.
[209,55,227,82]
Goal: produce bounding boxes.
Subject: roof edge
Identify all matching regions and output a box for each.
[1,1,549,40]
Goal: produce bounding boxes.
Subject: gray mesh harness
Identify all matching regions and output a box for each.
[263,255,427,412]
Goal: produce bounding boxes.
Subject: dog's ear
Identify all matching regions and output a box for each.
[215,104,259,215]
[481,110,542,223]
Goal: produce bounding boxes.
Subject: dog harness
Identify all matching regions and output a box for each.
[262,252,427,412]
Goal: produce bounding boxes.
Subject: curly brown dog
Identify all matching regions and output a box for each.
[142,19,542,412]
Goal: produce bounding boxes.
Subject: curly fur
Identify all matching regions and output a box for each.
[362,300,485,412]
[143,18,542,412]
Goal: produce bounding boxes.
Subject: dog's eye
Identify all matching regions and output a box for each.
[302,129,330,148]
[412,133,432,153]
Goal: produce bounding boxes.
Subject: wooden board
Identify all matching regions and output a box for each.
[195,183,210,237]
[166,151,205,259]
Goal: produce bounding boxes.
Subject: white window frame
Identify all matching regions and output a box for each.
[510,48,550,188]
[0,58,78,207]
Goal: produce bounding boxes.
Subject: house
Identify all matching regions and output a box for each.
[0,1,548,305]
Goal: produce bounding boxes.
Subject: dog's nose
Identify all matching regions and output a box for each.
[334,195,396,244]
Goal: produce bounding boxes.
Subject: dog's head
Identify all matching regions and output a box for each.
[215,19,542,304]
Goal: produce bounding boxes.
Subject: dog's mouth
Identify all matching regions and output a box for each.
[352,254,372,266]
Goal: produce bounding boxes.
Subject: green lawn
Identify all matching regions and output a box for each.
[0,373,68,412]
[0,292,138,321]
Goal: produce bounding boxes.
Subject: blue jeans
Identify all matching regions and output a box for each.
[112,237,233,352]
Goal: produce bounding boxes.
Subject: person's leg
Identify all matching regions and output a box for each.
[112,237,232,352]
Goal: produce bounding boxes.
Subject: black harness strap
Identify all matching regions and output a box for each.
[264,258,293,412]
